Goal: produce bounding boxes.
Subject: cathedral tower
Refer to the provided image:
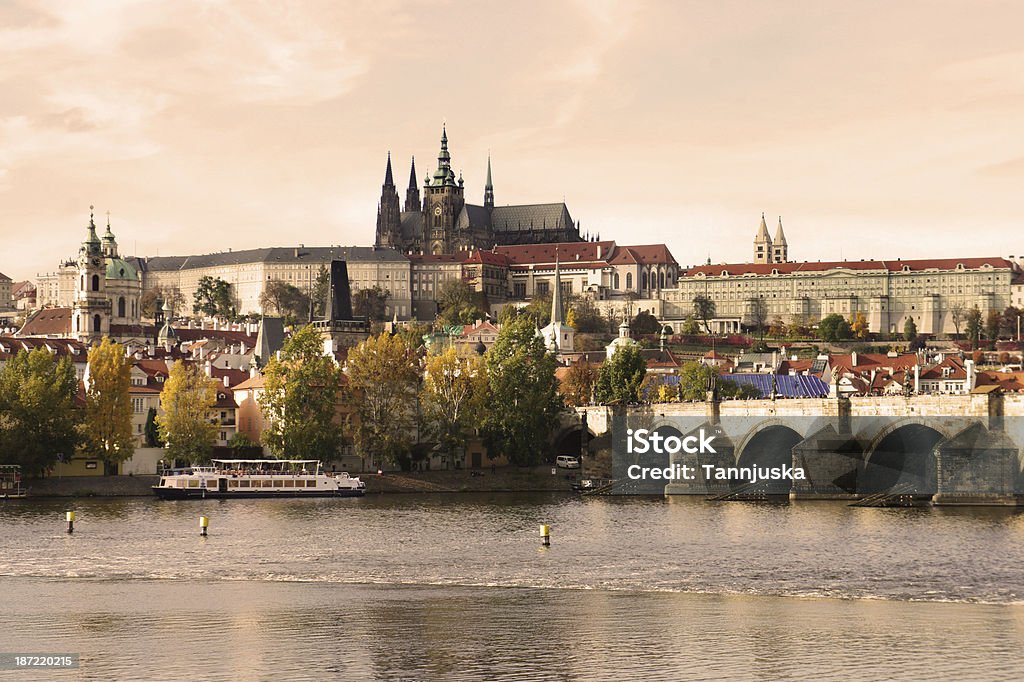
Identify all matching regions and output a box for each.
[753,213,773,264]
[404,157,420,212]
[72,207,111,343]
[423,125,465,254]
[484,155,494,211]
[375,153,402,248]
[771,216,788,263]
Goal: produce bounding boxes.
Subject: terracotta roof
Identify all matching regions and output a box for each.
[777,359,813,374]
[829,353,919,375]
[494,241,617,265]
[129,385,162,394]
[685,257,1016,277]
[214,390,238,408]
[0,336,89,361]
[462,250,509,266]
[210,367,249,387]
[975,371,1024,392]
[18,307,72,337]
[233,374,266,390]
[609,245,677,266]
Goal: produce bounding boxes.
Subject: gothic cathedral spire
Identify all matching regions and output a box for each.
[405,156,420,212]
[375,153,401,248]
[484,155,494,210]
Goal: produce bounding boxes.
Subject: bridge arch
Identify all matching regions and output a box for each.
[861,420,946,495]
[732,421,804,494]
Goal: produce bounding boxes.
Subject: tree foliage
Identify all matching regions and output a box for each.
[144,407,163,447]
[352,285,391,322]
[594,344,647,404]
[260,279,310,320]
[345,333,421,467]
[193,276,235,319]
[259,325,346,460]
[851,311,869,340]
[311,265,330,319]
[693,295,715,334]
[480,318,562,466]
[965,306,982,347]
[420,346,487,466]
[675,362,760,401]
[818,313,852,342]
[746,297,769,340]
[156,360,218,464]
[82,338,134,468]
[630,310,661,336]
[141,285,185,319]
[949,302,965,339]
[437,279,480,326]
[985,309,1001,342]
[903,317,918,341]
[0,348,80,476]
[568,298,605,333]
[560,360,597,407]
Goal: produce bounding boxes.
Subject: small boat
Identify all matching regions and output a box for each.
[152,459,365,499]
[0,465,27,499]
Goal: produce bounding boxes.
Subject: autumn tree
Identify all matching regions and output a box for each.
[1000,306,1021,340]
[850,311,869,340]
[156,360,219,464]
[746,297,769,341]
[0,347,80,476]
[818,314,852,342]
[311,265,330,318]
[949,302,965,339]
[420,346,487,467]
[560,360,598,407]
[480,317,562,466]
[260,325,346,460]
[82,338,134,472]
[567,297,605,333]
[676,362,758,401]
[903,317,918,341]
[965,306,982,347]
[436,279,480,326]
[345,333,421,468]
[260,279,310,320]
[985,309,1001,343]
[521,290,553,327]
[594,344,647,404]
[693,295,716,334]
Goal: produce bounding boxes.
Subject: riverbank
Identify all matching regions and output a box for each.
[21,467,583,497]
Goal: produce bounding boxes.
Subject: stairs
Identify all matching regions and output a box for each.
[849,483,921,507]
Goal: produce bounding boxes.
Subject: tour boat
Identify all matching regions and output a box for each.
[152,459,366,499]
[0,465,27,499]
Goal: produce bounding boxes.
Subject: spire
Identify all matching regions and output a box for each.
[102,210,117,257]
[405,157,421,212]
[383,152,394,188]
[756,212,771,241]
[484,155,494,210]
[433,124,454,186]
[408,156,417,190]
[774,216,787,245]
[754,212,772,264]
[81,205,101,256]
[550,247,565,325]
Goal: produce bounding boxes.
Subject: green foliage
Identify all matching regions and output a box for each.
[693,295,715,334]
[228,432,258,451]
[260,279,311,321]
[144,407,163,447]
[346,333,421,467]
[193,276,235,319]
[965,306,982,346]
[594,344,647,404]
[259,325,346,460]
[681,315,701,335]
[630,310,661,336]
[0,348,80,476]
[560,360,597,407]
[818,314,852,342]
[480,318,562,466]
[352,285,391,322]
[311,265,330,318]
[437,279,480,326]
[676,361,758,401]
[985,309,1001,342]
[903,317,918,341]
[568,298,605,333]
[420,347,487,466]
[156,360,219,464]
[521,290,552,327]
[396,322,432,350]
[82,338,134,468]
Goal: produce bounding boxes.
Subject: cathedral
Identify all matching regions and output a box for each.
[375,127,585,254]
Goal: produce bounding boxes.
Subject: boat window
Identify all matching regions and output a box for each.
[239,480,250,488]
[188,480,200,488]
[283,479,295,487]
[261,479,273,488]
[159,478,166,486]
[306,480,317,488]
[273,480,283,487]
[228,480,238,488]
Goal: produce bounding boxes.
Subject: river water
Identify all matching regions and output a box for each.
[1,493,1023,680]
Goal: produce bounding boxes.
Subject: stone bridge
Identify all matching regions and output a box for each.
[552,392,1024,505]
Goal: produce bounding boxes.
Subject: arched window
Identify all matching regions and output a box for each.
[118,297,126,317]
[91,275,100,291]
[626,272,633,290]
[613,273,620,289]
[80,275,85,291]
[641,273,647,290]
[93,314,101,332]
[658,272,665,289]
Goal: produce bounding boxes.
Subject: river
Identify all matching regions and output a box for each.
[1,493,1023,680]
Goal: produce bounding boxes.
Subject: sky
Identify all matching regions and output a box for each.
[2,0,1024,282]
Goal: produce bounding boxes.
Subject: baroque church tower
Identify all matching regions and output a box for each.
[72,207,111,343]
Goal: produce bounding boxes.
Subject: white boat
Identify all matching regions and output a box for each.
[152,459,366,499]
[0,465,27,499]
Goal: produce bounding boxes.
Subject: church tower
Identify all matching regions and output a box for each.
[423,125,465,254]
[484,155,494,211]
[404,157,420,212]
[753,212,773,264]
[771,216,788,263]
[72,207,110,343]
[375,153,402,248]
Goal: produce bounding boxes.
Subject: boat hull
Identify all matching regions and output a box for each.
[152,487,365,500]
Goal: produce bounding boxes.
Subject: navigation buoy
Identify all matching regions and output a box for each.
[200,516,209,537]
[540,524,550,547]
[66,511,75,534]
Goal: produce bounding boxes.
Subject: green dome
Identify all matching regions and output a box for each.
[106,257,138,281]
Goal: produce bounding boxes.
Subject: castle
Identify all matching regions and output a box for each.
[374,126,585,255]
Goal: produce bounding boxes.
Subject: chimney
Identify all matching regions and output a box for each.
[204,360,212,377]
[223,375,230,388]
[965,359,976,392]
[851,351,858,368]
[240,341,247,354]
[596,245,602,259]
[250,366,258,379]
[913,364,920,394]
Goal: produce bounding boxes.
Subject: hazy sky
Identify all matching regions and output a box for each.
[2,0,1023,282]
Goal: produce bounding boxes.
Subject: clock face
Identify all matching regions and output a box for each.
[434,206,442,216]
[92,258,101,266]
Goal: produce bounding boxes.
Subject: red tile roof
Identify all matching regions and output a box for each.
[18,307,72,337]
[494,241,617,265]
[685,257,1016,277]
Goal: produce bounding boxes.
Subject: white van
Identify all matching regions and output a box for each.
[556,455,580,469]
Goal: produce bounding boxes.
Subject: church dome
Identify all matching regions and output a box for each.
[106,257,138,281]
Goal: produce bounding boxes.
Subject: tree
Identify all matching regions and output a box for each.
[522,290,552,327]
[965,306,983,347]
[568,298,605,333]
[156,361,218,464]
[82,338,134,472]
[903,317,918,342]
[560,360,597,407]
[818,314,852,342]
[767,316,786,339]
[352,285,391,322]
[260,325,347,460]
[345,333,421,468]
[677,362,759,401]
[746,297,769,341]
[480,317,562,466]
[311,265,330,319]
[693,295,715,334]
[141,285,185,319]
[949,302,965,339]
[0,347,80,476]
[630,310,661,336]
[193,276,235,319]
[260,280,310,320]
[850,311,869,340]
[420,346,487,467]
[437,279,479,326]
[985,309,1001,342]
[594,344,647,404]
[681,315,701,336]
[144,407,163,447]
[1000,306,1021,340]
[397,322,432,350]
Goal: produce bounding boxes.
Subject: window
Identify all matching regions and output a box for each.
[132,397,144,414]
[626,273,633,289]
[93,314,101,332]
[91,275,99,291]
[118,297,125,317]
